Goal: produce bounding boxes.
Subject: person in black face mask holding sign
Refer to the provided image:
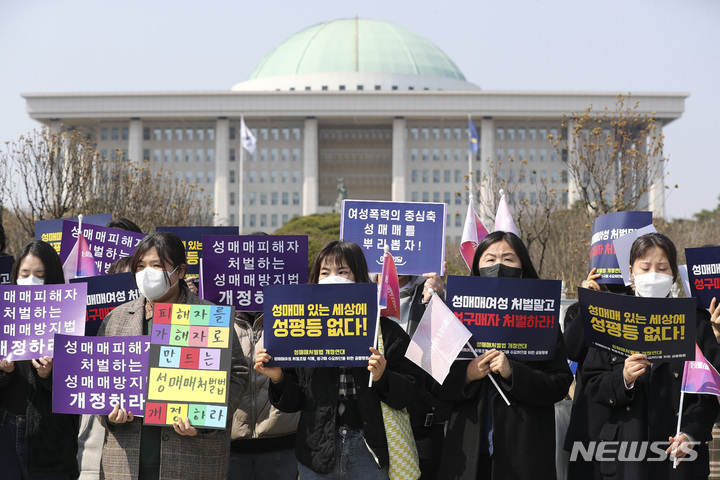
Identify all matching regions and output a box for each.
[437,231,572,480]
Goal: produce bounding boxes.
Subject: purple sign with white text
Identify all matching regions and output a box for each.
[52,334,150,415]
[202,235,308,311]
[59,221,146,274]
[0,284,88,360]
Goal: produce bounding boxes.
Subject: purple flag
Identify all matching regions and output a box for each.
[494,191,518,236]
[682,344,720,400]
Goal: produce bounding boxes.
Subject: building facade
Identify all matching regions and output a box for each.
[23,18,687,240]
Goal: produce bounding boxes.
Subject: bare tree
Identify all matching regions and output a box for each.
[550,94,670,219]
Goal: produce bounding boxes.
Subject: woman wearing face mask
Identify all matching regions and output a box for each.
[0,240,80,479]
[437,231,573,480]
[582,232,720,480]
[254,241,420,479]
[96,232,248,480]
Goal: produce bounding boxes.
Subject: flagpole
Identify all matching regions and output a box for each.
[465,340,511,406]
[239,125,244,232]
[672,390,685,469]
[467,115,473,204]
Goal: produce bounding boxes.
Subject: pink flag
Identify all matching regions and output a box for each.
[63,232,99,281]
[379,251,400,320]
[494,191,519,236]
[460,200,489,269]
[681,344,720,401]
[405,295,473,384]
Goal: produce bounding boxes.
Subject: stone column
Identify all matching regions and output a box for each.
[128,118,143,163]
[302,117,318,216]
[392,117,407,201]
[214,117,230,225]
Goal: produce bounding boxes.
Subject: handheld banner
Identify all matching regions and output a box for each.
[35,213,111,254]
[686,246,720,310]
[0,256,13,285]
[202,235,308,311]
[144,303,233,429]
[263,283,377,367]
[446,276,561,361]
[52,334,149,415]
[70,273,140,336]
[0,283,87,360]
[340,200,446,275]
[588,211,653,284]
[59,221,146,274]
[156,226,239,276]
[578,288,696,362]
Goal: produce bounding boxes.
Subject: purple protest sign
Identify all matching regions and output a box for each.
[686,246,720,310]
[340,200,446,275]
[59,221,146,275]
[588,211,653,284]
[0,283,87,361]
[52,334,150,415]
[70,273,140,336]
[156,226,239,276]
[35,213,112,254]
[0,256,13,285]
[202,235,309,311]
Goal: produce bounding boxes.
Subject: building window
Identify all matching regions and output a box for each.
[422,171,429,183]
[260,171,267,183]
[207,128,215,141]
[282,192,289,205]
[455,215,462,227]
[197,128,205,141]
[249,192,256,205]
[153,149,161,162]
[229,170,236,184]
[271,214,278,227]
[175,149,182,162]
[229,127,236,140]
[260,149,267,162]
[293,128,301,140]
[121,128,129,141]
[421,128,429,140]
[518,149,526,161]
[540,149,547,162]
[249,214,256,228]
[432,149,440,162]
[410,149,418,162]
[496,148,504,163]
[153,128,162,141]
[339,85,345,91]
[455,193,462,205]
[271,192,278,205]
[143,128,150,140]
[444,170,451,183]
[422,192,429,202]
[271,171,278,183]
[196,171,203,184]
[207,149,214,162]
[282,171,289,183]
[111,128,119,141]
[271,149,278,162]
[422,148,429,162]
[454,128,463,140]
[293,171,301,183]
[444,148,451,162]
[455,149,462,162]
[260,214,267,227]
[164,149,172,163]
[196,149,203,162]
[496,128,504,141]
[271,128,279,140]
[164,128,172,141]
[411,192,419,202]
[207,170,214,183]
[529,128,537,141]
[229,148,236,162]
[282,148,289,162]
[292,192,300,205]
[260,193,267,205]
[175,128,183,141]
[185,149,192,162]
[433,128,440,140]
[518,128,526,141]
[433,192,440,202]
[443,127,452,140]
[411,170,419,183]
[410,128,418,140]
[433,170,440,183]
[292,148,300,162]
[454,170,462,183]
[444,192,451,204]
[375,85,381,90]
[356,85,363,91]
[507,128,515,141]
[229,192,236,206]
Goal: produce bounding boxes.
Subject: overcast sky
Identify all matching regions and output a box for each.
[1,0,718,220]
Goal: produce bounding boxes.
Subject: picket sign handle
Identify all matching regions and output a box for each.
[465,341,511,406]
[370,245,391,387]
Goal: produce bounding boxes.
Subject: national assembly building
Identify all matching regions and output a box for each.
[22,18,687,240]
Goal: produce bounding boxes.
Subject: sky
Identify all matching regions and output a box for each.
[1,0,718,220]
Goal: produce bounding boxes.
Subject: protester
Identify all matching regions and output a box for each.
[255,240,419,479]
[382,271,450,480]
[563,267,633,480]
[437,231,573,480]
[105,218,143,234]
[0,240,80,479]
[96,232,249,480]
[228,310,300,480]
[582,232,720,479]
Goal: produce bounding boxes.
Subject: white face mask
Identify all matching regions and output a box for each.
[318,275,354,285]
[136,266,178,301]
[633,272,674,298]
[16,275,44,286]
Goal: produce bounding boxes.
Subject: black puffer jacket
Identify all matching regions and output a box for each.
[269,316,419,474]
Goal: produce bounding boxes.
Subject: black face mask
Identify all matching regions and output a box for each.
[478,263,522,278]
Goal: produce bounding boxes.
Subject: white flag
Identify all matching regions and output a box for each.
[240,116,256,154]
[405,295,473,384]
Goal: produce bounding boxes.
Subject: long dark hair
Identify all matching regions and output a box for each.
[471,231,538,279]
[130,232,188,294]
[309,241,370,284]
[10,240,65,285]
[629,232,678,281]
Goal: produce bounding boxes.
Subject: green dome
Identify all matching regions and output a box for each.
[248,18,467,82]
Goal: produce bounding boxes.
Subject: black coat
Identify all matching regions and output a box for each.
[437,331,573,480]
[269,316,419,474]
[0,361,80,478]
[582,308,720,480]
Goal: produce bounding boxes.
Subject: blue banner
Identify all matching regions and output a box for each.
[263,283,377,367]
[578,288,696,362]
[35,213,111,254]
[156,226,239,276]
[0,256,13,285]
[686,246,720,310]
[340,200,446,275]
[588,211,653,284]
[446,276,562,361]
[70,272,140,336]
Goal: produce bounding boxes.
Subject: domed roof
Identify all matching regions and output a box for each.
[233,18,478,92]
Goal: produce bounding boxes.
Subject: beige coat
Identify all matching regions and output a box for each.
[97,293,248,480]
